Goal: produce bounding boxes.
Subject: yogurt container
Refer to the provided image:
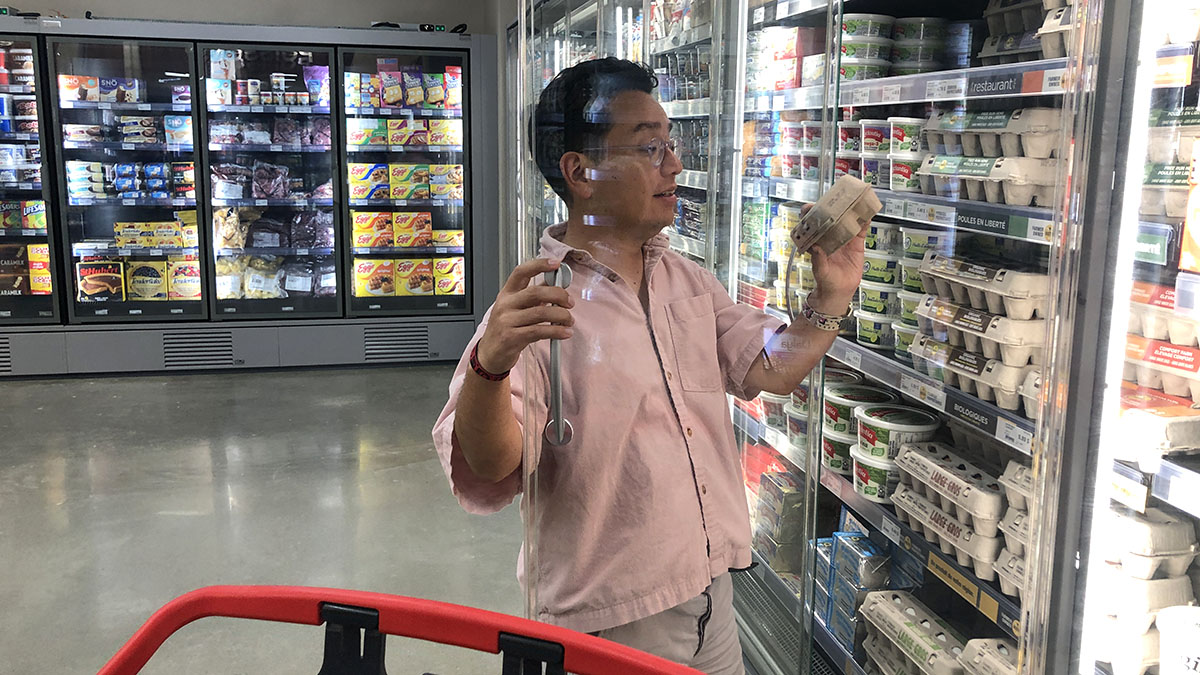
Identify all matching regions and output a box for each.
[898,290,924,325]
[800,152,820,181]
[801,120,822,151]
[858,280,902,315]
[889,117,927,154]
[900,226,955,259]
[797,261,817,292]
[889,154,926,192]
[825,368,865,387]
[842,13,895,38]
[834,155,862,180]
[893,320,919,362]
[837,120,862,152]
[842,36,895,60]
[860,119,891,154]
[822,428,857,475]
[840,57,890,81]
[864,221,901,254]
[854,405,941,459]
[823,383,898,433]
[856,309,896,349]
[862,250,900,284]
[785,402,809,451]
[894,17,948,42]
[860,153,889,187]
[891,40,945,63]
[761,392,791,430]
[792,377,810,412]
[852,445,902,504]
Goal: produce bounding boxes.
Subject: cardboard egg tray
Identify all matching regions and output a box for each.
[1114,381,1200,466]
[915,295,1046,368]
[994,547,1027,598]
[1037,5,1074,58]
[957,639,1019,675]
[864,633,913,675]
[925,109,1062,160]
[919,252,1049,320]
[997,507,1030,556]
[909,333,1038,412]
[983,0,1045,36]
[1124,334,1200,403]
[1147,108,1200,165]
[859,590,968,675]
[1096,615,1159,675]
[1106,506,1199,580]
[998,460,1034,511]
[1019,370,1041,420]
[894,442,1006,537]
[916,155,1059,207]
[892,484,1004,580]
[1140,163,1189,219]
[1097,561,1195,634]
[1127,281,1200,348]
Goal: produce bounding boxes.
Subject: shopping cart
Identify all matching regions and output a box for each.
[98,585,704,675]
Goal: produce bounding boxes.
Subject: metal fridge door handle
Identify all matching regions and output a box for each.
[543,263,573,446]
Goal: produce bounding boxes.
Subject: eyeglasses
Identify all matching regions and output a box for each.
[584,137,678,168]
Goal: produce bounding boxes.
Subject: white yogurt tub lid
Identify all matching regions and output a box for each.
[823,427,859,443]
[841,57,891,66]
[859,151,890,159]
[888,115,928,124]
[854,404,941,432]
[825,383,897,404]
[838,120,864,128]
[855,308,893,322]
[843,35,895,45]
[859,279,900,291]
[892,319,919,333]
[784,402,807,416]
[843,13,897,21]
[761,391,791,402]
[863,250,901,262]
[897,289,925,301]
[824,369,864,385]
[851,443,899,469]
[860,118,891,125]
[888,152,927,161]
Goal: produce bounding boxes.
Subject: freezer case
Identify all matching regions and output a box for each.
[340,47,468,317]
[200,43,341,319]
[48,37,205,322]
[0,35,58,324]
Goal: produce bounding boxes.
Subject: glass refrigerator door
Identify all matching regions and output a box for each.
[0,35,58,323]
[48,38,204,321]
[200,44,340,318]
[340,48,467,315]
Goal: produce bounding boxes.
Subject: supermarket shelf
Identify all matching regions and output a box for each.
[62,141,194,152]
[749,549,804,622]
[838,58,1069,107]
[649,23,713,56]
[0,182,41,191]
[0,228,47,237]
[875,189,1054,244]
[813,615,867,675]
[826,337,1035,455]
[0,84,34,94]
[744,176,818,202]
[208,143,331,153]
[1148,457,1200,519]
[351,246,464,255]
[208,104,330,114]
[772,0,829,22]
[346,144,463,153]
[820,470,1023,640]
[212,198,333,207]
[661,98,711,119]
[68,197,196,207]
[745,85,824,114]
[73,244,199,257]
[0,132,37,141]
[677,169,708,190]
[216,247,333,256]
[668,230,706,259]
[348,198,463,207]
[345,106,462,118]
[60,101,191,112]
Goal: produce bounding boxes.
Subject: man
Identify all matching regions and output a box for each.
[433,58,866,673]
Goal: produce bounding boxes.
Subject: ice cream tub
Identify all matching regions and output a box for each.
[842,36,894,60]
[840,57,890,81]
[889,116,927,154]
[822,428,857,475]
[855,405,941,459]
[899,258,925,293]
[824,383,898,433]
[901,227,955,260]
[860,153,888,187]
[893,321,919,361]
[888,154,925,192]
[859,280,902,315]
[898,290,924,325]
[893,16,948,41]
[862,250,900,284]
[838,120,862,153]
[891,40,944,63]
[842,13,895,38]
[761,391,791,431]
[852,445,901,504]
[860,119,891,154]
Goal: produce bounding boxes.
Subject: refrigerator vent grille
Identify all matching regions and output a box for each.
[162,331,234,369]
[363,325,430,361]
[731,568,803,674]
[0,336,10,374]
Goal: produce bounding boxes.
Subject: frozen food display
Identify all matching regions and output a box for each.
[49,37,203,321]
[203,44,339,318]
[342,48,469,316]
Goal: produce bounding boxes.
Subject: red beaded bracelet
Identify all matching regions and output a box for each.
[469,342,510,381]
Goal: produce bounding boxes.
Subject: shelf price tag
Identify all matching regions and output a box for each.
[884,198,906,218]
[900,374,947,410]
[850,88,870,106]
[997,417,1033,454]
[121,143,135,150]
[98,102,111,110]
[122,199,136,206]
[118,249,131,256]
[295,248,309,256]
[1042,68,1067,93]
[772,94,785,112]
[753,6,766,23]
[881,517,902,544]
[136,103,151,111]
[773,181,789,199]
[251,105,264,113]
[881,84,902,103]
[775,0,791,19]
[17,182,30,190]
[931,204,956,226]
[269,144,282,152]
[255,199,268,206]
[150,249,163,256]
[905,201,937,223]
[1110,461,1151,512]
[172,198,185,206]
[757,95,770,112]
[172,104,189,112]
[840,348,861,370]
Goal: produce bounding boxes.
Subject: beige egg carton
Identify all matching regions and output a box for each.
[978,31,1045,66]
[956,109,1062,159]
[1140,163,1189,219]
[1124,334,1200,403]
[1097,561,1195,634]
[915,155,1059,207]
[957,639,1019,675]
[920,252,1049,320]
[998,460,1034,510]
[1113,380,1200,464]
[892,484,1004,580]
[860,590,968,675]
[1096,615,1159,675]
[916,295,1046,367]
[1106,506,1199,580]
[983,0,1045,35]
[1037,6,1074,59]
[997,507,1030,556]
[894,442,1006,537]
[909,334,1038,412]
[994,547,1027,598]
[1019,370,1041,420]
[1147,108,1200,164]
[947,423,1012,473]
[791,174,882,255]
[864,633,913,675]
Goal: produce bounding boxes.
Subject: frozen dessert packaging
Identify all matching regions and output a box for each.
[789,174,881,255]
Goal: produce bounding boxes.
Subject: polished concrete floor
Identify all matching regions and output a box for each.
[0,365,524,674]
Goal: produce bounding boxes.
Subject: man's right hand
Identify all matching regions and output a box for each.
[475,258,575,375]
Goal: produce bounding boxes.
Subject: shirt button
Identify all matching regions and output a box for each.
[686,427,693,437]
[701,485,707,495]
[666,371,673,381]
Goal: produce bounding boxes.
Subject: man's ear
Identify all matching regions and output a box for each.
[560,151,594,203]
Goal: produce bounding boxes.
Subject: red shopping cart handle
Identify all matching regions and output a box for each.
[98,585,704,675]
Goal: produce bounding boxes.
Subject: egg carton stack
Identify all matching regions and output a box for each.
[859,590,968,675]
[1093,506,1198,675]
[979,0,1074,65]
[824,532,892,655]
[958,639,1020,675]
[918,108,1063,207]
[1144,105,1200,221]
[1121,279,1200,407]
[993,460,1034,597]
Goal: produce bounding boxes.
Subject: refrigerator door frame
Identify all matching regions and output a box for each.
[195,39,344,321]
[45,34,209,324]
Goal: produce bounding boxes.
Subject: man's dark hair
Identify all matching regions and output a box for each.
[531,57,658,204]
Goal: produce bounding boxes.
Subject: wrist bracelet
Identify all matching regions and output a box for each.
[801,297,852,332]
[470,342,510,381]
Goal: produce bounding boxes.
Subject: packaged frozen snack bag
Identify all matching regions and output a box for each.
[402,66,424,108]
[423,73,445,108]
[445,66,462,109]
[380,71,404,108]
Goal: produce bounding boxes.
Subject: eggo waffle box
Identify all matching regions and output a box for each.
[433,256,465,295]
[348,163,390,186]
[352,212,393,247]
[354,258,394,297]
[393,212,432,247]
[395,258,434,296]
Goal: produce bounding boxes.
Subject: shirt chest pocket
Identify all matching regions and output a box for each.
[666,293,722,392]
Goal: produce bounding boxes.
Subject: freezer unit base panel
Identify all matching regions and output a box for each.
[0,319,473,375]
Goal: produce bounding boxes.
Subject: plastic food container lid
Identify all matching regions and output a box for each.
[843,36,896,46]
[892,320,919,334]
[823,427,859,443]
[854,404,941,432]
[784,402,807,418]
[854,308,893,323]
[863,250,901,262]
[761,392,791,402]
[888,115,929,124]
[851,443,899,469]
[860,118,891,126]
[859,279,901,292]
[843,13,897,22]
[824,383,897,405]
[841,57,891,66]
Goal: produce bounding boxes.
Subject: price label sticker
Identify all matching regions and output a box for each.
[884,198,906,218]
[1111,463,1151,512]
[900,374,947,410]
[436,247,448,254]
[122,199,136,206]
[1042,68,1068,93]
[997,417,1033,454]
[882,84,902,103]
[396,199,408,206]
[150,249,163,256]
[76,198,93,206]
[757,95,770,112]
[269,144,282,152]
[251,105,264,113]
[773,181,789,199]
[881,518,902,544]
[172,104,189,112]
[172,198,185,206]
[296,248,309,256]
[772,94,785,112]
[137,103,151,111]
[121,143,135,150]
[17,182,29,190]
[932,205,956,226]
[431,199,445,206]
[118,249,131,256]
[421,109,433,116]
[255,199,268,206]
[841,349,862,370]
[354,247,368,255]
[776,0,791,19]
[753,6,766,23]
[850,88,871,105]
[380,108,393,116]
[98,102,112,110]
